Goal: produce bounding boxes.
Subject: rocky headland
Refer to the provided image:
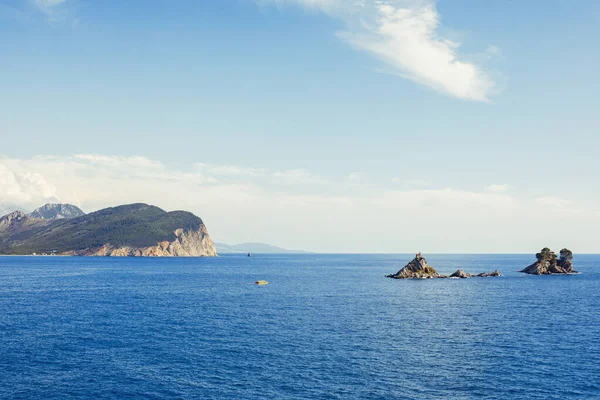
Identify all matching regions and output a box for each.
[520,248,576,275]
[62,227,216,257]
[386,254,502,279]
[0,203,217,257]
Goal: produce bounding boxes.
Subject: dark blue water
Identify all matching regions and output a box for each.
[1,254,599,399]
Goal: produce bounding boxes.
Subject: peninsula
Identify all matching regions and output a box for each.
[0,203,217,257]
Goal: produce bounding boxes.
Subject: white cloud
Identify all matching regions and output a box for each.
[272,169,327,185]
[0,163,60,213]
[30,0,70,22]
[33,0,66,8]
[2,154,599,252]
[263,0,497,101]
[195,163,266,177]
[486,184,511,193]
[535,196,568,207]
[485,45,501,58]
[194,163,325,185]
[533,196,600,218]
[347,172,367,180]
[75,154,164,170]
[392,177,428,187]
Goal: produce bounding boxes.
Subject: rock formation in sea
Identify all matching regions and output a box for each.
[386,254,502,280]
[520,248,577,274]
[386,253,446,279]
[450,269,471,278]
[477,270,501,277]
[449,269,501,278]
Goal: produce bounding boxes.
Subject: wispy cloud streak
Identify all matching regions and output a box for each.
[262,0,498,101]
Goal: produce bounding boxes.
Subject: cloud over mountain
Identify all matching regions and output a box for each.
[1,154,597,252]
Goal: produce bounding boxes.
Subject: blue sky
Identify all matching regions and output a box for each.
[1,0,600,252]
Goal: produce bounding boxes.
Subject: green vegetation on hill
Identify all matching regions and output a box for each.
[0,203,204,255]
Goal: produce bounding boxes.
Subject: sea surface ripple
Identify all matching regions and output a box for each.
[1,254,599,399]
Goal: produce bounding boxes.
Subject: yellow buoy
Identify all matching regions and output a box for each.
[255,280,268,285]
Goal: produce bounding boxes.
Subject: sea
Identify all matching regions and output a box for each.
[0,254,599,399]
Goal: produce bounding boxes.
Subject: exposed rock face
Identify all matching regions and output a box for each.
[450,269,471,279]
[0,211,27,229]
[64,226,217,257]
[387,254,503,280]
[28,203,85,220]
[449,269,501,278]
[386,254,445,279]
[520,248,577,275]
[557,248,574,272]
[0,211,49,238]
[477,270,501,277]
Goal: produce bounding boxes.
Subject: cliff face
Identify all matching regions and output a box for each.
[557,249,574,272]
[64,226,217,257]
[520,248,576,275]
[0,203,218,257]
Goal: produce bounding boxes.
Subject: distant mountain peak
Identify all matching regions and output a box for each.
[28,203,86,220]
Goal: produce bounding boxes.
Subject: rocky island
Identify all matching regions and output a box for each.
[386,253,501,279]
[520,248,577,275]
[386,253,443,279]
[449,269,501,278]
[0,203,217,257]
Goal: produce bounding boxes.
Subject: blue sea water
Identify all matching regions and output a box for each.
[0,254,599,399]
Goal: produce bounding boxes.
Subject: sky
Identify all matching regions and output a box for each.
[1,0,600,253]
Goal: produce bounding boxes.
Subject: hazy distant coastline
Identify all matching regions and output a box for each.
[215,242,312,254]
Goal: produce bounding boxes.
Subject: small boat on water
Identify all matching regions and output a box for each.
[247,253,252,257]
[255,280,268,285]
